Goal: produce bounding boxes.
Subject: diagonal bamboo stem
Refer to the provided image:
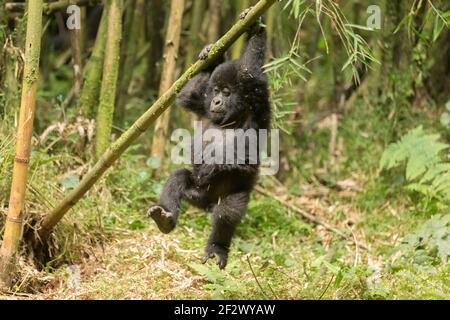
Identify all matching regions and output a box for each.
[37,0,278,241]
[0,0,44,288]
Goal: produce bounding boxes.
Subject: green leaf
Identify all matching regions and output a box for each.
[380,126,450,201]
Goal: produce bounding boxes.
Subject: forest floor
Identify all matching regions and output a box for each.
[3,182,449,300]
[1,96,449,300]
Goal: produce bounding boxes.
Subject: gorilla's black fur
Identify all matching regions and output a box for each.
[148,21,270,269]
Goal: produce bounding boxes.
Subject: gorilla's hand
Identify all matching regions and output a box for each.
[239,7,263,34]
[239,7,253,19]
[199,44,213,60]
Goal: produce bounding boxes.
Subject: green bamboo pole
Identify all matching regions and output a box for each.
[0,0,44,288]
[94,0,123,159]
[76,4,108,118]
[38,0,277,241]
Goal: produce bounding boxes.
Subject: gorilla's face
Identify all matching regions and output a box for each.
[206,62,245,126]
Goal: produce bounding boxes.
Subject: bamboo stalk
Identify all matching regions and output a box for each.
[76,4,108,118]
[207,0,221,43]
[2,40,22,120]
[94,0,123,159]
[144,0,165,89]
[150,0,185,160]
[0,0,44,288]
[69,12,83,99]
[184,0,205,69]
[265,4,276,59]
[115,0,145,128]
[37,0,278,241]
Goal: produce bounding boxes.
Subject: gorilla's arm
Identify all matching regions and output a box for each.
[176,72,210,117]
[239,26,266,80]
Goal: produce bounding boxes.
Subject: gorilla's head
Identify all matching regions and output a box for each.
[205,61,247,126]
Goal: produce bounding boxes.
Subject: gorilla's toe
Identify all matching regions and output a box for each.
[147,206,175,234]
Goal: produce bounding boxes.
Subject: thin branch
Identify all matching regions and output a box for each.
[246,256,270,299]
[318,274,335,300]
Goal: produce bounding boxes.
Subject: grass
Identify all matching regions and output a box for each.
[1,84,449,300]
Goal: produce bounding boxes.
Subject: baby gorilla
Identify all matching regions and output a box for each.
[148,18,270,269]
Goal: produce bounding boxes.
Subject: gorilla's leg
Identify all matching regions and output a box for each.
[148,169,191,233]
[202,192,249,269]
[148,168,209,233]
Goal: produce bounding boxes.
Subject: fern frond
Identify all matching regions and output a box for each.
[380,126,450,202]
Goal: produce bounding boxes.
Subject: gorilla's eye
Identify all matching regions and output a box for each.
[213,87,220,95]
[222,87,231,97]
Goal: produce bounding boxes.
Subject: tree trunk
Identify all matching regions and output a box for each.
[76,4,108,118]
[94,0,123,159]
[37,0,276,243]
[0,0,44,289]
[115,0,145,128]
[150,0,185,160]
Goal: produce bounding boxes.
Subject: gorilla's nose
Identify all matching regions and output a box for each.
[211,97,224,113]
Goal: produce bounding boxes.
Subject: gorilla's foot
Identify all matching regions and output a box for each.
[147,206,176,234]
[202,243,229,270]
